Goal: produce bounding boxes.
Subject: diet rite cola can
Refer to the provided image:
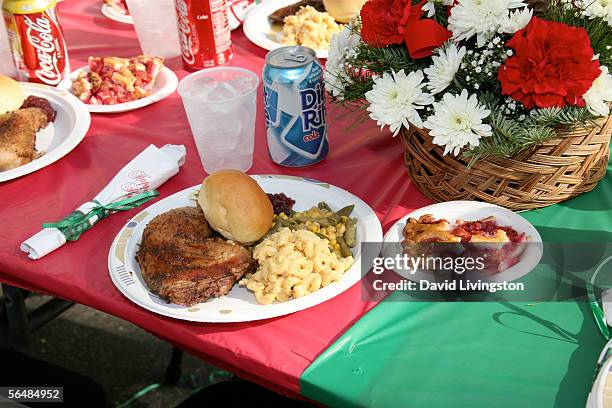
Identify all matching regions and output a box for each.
[2,0,70,85]
[175,0,233,70]
[263,46,328,167]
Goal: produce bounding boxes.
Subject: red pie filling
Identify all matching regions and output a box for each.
[452,220,526,243]
[403,214,529,273]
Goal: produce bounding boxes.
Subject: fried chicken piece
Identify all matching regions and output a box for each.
[0,108,48,171]
[136,207,257,306]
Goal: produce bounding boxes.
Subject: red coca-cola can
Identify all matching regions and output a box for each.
[2,0,70,86]
[175,0,233,70]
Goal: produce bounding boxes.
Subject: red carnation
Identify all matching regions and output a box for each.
[498,17,600,109]
[361,0,422,47]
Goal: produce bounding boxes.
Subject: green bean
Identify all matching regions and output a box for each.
[344,218,357,248]
[293,214,332,227]
[337,236,353,258]
[278,217,298,229]
[316,218,332,227]
[315,232,329,241]
[327,213,341,226]
[336,205,355,218]
[265,220,286,238]
[269,220,282,233]
[318,202,332,211]
[292,213,309,222]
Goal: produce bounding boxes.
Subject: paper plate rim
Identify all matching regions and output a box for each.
[101,3,133,24]
[243,0,330,59]
[57,66,178,114]
[0,83,91,183]
[108,175,383,322]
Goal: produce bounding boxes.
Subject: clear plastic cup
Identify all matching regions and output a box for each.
[125,0,181,59]
[178,67,260,174]
[0,15,17,77]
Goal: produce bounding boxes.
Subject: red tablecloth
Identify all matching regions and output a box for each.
[0,0,431,396]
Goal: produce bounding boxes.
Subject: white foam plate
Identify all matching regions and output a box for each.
[58,66,178,114]
[108,175,383,322]
[0,83,91,183]
[243,0,329,59]
[101,3,133,24]
[382,201,543,284]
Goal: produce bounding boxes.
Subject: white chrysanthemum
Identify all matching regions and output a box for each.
[578,0,612,26]
[448,0,527,46]
[500,7,533,33]
[583,66,612,116]
[422,0,455,17]
[365,70,434,135]
[424,43,467,94]
[324,25,361,100]
[423,90,492,155]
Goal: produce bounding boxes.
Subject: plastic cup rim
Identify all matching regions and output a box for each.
[177,66,260,104]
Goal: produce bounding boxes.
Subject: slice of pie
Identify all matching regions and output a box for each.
[451,216,526,244]
[71,55,164,105]
[403,214,461,243]
[104,0,129,15]
[403,214,525,244]
[402,214,527,273]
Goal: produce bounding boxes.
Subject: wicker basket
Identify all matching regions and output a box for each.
[401,116,612,210]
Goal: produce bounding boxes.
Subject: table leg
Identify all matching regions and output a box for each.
[164,346,184,385]
[1,284,30,350]
[1,284,75,351]
[2,284,184,389]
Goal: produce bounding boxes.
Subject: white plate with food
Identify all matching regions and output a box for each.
[101,2,133,24]
[243,0,345,59]
[58,56,177,114]
[108,172,383,322]
[0,77,91,183]
[382,201,543,284]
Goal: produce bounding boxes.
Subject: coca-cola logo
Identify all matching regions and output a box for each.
[24,15,62,86]
[175,0,196,65]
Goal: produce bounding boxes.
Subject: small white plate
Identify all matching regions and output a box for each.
[108,175,383,322]
[58,66,178,114]
[243,0,330,59]
[0,83,91,183]
[382,201,543,284]
[101,3,133,24]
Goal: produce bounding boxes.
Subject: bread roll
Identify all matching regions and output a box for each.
[198,170,273,244]
[0,75,25,114]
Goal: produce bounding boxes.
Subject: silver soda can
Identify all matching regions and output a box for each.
[263,46,328,167]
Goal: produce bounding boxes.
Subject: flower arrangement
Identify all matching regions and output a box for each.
[325,0,612,163]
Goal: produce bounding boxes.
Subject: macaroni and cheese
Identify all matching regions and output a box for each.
[240,228,354,304]
[280,6,343,50]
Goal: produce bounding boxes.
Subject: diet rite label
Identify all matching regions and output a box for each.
[0,387,63,403]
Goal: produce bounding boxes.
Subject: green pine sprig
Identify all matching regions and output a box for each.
[464,104,596,164]
[350,43,424,75]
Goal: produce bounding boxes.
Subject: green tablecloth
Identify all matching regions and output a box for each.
[301,158,612,408]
